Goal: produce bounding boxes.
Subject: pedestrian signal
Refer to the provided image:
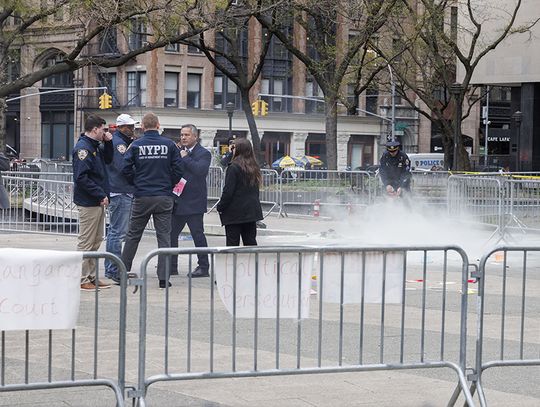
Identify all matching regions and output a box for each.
[99,92,112,109]
[251,100,260,116]
[260,100,268,116]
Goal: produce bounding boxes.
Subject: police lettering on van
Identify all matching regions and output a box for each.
[407,153,445,170]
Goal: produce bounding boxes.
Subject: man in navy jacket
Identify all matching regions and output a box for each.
[170,124,211,278]
[121,112,183,288]
[105,114,137,283]
[72,114,113,291]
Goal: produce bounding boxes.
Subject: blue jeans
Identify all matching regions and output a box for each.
[105,194,133,278]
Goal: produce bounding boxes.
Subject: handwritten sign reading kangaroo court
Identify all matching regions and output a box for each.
[0,249,82,331]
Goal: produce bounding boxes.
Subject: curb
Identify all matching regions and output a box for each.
[204,224,307,237]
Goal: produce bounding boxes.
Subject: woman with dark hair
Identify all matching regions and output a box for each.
[216,138,263,246]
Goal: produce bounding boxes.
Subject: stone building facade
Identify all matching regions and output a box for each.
[6,12,435,170]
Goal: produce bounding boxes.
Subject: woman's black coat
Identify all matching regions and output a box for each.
[216,163,263,225]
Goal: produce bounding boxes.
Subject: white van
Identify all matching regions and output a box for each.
[407,153,445,170]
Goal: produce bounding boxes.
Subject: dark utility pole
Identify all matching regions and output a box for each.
[226,102,235,140]
[450,83,463,171]
[512,110,522,172]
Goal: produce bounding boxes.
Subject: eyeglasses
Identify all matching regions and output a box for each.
[386,146,399,152]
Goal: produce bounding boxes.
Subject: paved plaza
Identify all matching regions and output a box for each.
[0,209,539,406]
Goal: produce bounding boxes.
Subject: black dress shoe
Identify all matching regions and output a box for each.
[187,266,209,278]
[159,280,172,289]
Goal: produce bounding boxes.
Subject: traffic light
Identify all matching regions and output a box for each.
[251,100,260,116]
[99,92,112,109]
[260,100,268,116]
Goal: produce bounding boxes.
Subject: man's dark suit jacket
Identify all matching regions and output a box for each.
[173,143,212,215]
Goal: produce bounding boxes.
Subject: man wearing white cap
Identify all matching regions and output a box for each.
[105,113,138,283]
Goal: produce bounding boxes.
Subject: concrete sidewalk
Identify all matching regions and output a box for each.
[202,210,334,236]
[1,216,539,406]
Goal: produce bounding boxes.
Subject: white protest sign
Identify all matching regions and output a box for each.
[0,249,82,331]
[319,251,405,304]
[215,252,313,319]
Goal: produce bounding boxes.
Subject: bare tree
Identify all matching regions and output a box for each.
[181,2,279,164]
[0,0,229,151]
[256,0,400,170]
[381,0,534,170]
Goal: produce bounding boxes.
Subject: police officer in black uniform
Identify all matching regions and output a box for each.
[104,114,138,283]
[379,137,411,197]
[72,114,114,291]
[121,112,183,289]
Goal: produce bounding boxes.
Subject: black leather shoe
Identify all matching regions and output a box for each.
[187,266,209,278]
[159,280,172,289]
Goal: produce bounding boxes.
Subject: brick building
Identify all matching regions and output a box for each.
[6,13,433,169]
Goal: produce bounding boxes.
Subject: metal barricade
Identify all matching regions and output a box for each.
[260,169,280,216]
[0,252,128,406]
[279,170,373,216]
[411,170,450,208]
[447,175,503,235]
[470,247,540,407]
[502,178,540,232]
[130,245,475,406]
[0,176,78,235]
[6,170,73,182]
[206,166,224,203]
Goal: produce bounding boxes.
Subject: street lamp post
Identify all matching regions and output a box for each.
[226,102,235,140]
[449,83,463,171]
[512,111,522,172]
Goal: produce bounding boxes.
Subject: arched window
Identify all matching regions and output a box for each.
[42,54,73,88]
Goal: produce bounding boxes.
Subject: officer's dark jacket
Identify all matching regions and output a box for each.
[173,143,211,216]
[122,130,183,197]
[107,130,135,194]
[379,150,412,189]
[216,162,263,226]
[72,134,113,206]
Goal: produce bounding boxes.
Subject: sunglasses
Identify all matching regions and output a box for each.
[387,146,399,152]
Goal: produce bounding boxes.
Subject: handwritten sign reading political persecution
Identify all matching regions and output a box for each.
[0,248,82,331]
[215,252,313,319]
[318,251,405,304]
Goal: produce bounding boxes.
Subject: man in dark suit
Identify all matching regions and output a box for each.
[170,124,211,278]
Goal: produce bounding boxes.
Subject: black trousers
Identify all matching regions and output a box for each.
[121,196,174,281]
[225,222,257,246]
[170,213,209,273]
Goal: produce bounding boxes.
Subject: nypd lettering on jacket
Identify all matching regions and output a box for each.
[122,129,183,197]
[137,144,169,157]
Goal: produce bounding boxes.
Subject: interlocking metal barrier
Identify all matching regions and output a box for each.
[468,246,540,407]
[0,175,78,235]
[260,169,280,216]
[0,252,128,407]
[447,175,504,236]
[130,245,475,406]
[279,170,374,216]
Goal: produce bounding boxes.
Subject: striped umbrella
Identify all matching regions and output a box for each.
[271,155,303,169]
[295,155,323,167]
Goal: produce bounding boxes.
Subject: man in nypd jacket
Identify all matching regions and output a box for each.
[104,114,137,283]
[121,112,183,288]
[72,114,113,291]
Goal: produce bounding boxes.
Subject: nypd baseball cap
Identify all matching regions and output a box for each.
[116,114,138,126]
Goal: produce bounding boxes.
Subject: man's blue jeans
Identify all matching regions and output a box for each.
[105,194,133,278]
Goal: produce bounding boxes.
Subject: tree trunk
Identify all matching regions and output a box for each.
[240,91,264,165]
[325,96,338,170]
[0,98,6,154]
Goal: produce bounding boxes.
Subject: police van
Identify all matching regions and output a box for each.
[407,153,445,170]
